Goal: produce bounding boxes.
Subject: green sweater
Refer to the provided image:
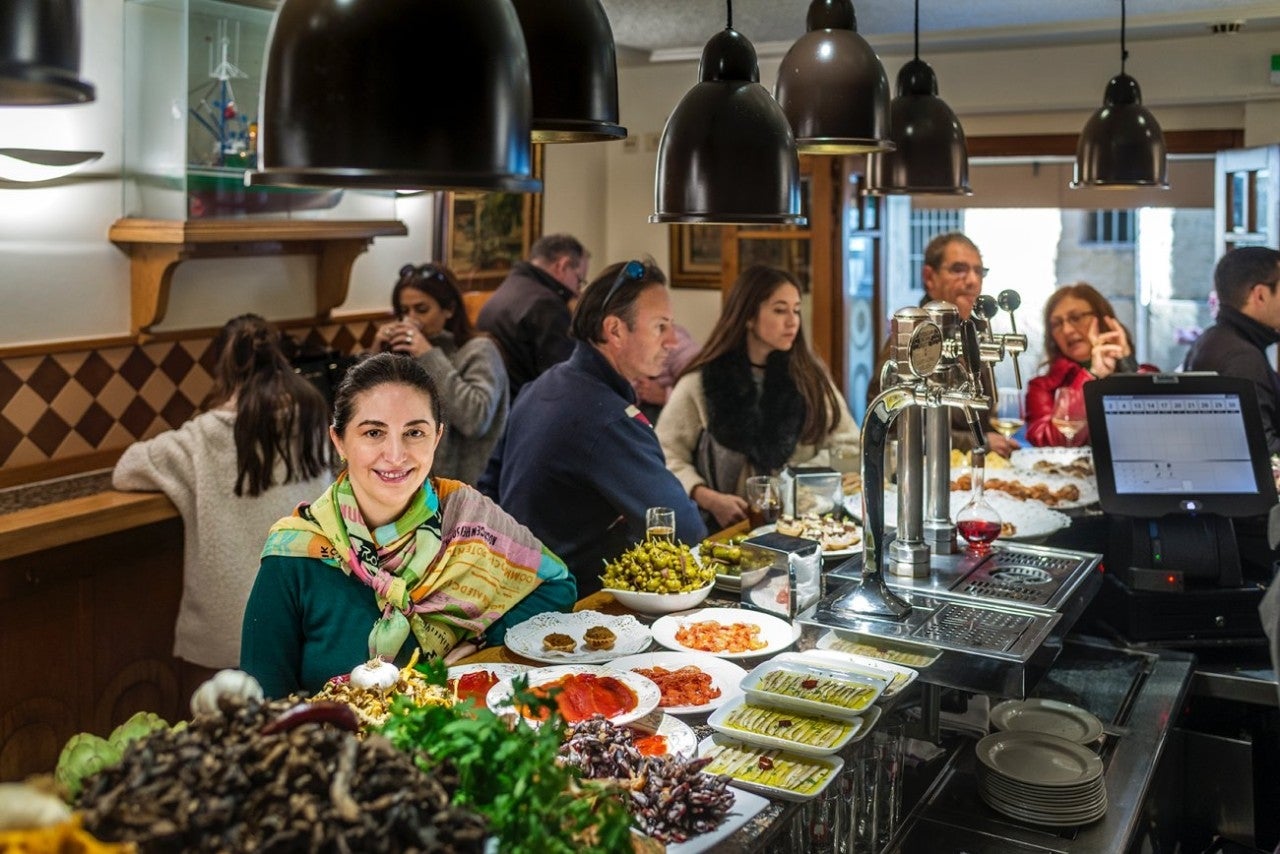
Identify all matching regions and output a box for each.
[240,554,577,698]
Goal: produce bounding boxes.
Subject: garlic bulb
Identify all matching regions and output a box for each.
[350,659,400,693]
[0,783,71,830]
[190,669,264,718]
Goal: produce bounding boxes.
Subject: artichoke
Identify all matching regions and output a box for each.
[107,710,170,752]
[54,733,123,800]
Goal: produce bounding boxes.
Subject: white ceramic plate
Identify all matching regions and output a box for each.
[740,659,885,720]
[981,773,1106,807]
[815,631,942,669]
[485,664,660,726]
[708,694,871,757]
[445,663,531,704]
[650,607,801,660]
[990,698,1104,744]
[768,650,916,700]
[844,488,1071,543]
[975,731,1104,788]
[649,713,698,758]
[697,734,844,802]
[664,786,770,854]
[503,610,652,664]
[749,523,862,559]
[609,650,747,715]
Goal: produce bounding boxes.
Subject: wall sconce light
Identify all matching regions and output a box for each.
[774,0,893,155]
[867,0,970,195]
[650,0,804,225]
[512,0,626,143]
[1071,0,1168,189]
[0,147,101,183]
[250,0,541,192]
[0,0,95,105]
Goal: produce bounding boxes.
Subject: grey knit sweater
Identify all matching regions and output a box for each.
[417,332,509,484]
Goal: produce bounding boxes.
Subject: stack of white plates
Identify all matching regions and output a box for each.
[974,731,1107,827]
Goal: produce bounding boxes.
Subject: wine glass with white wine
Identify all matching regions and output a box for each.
[991,387,1025,440]
[1051,386,1087,443]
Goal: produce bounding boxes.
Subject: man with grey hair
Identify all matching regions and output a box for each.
[1183,246,1280,453]
[477,233,591,398]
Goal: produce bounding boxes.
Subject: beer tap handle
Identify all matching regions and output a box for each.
[973,294,999,328]
[997,290,1024,388]
[960,320,989,450]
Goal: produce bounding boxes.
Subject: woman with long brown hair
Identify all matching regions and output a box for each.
[656,265,859,528]
[112,314,332,682]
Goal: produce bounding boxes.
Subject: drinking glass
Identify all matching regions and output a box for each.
[991,386,1025,440]
[1051,386,1087,443]
[645,506,675,543]
[745,475,782,529]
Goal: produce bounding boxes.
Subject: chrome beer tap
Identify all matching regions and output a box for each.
[973,290,1029,390]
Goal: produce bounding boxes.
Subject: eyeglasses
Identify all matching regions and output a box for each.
[943,262,990,278]
[1048,310,1097,332]
[600,260,646,311]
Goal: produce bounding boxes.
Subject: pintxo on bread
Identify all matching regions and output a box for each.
[773,513,861,553]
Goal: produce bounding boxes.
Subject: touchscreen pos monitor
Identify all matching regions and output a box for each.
[1084,372,1278,592]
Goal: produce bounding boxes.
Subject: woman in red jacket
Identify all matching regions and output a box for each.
[1026,283,1148,446]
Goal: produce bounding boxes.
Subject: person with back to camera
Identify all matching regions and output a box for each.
[480,259,706,596]
[240,353,575,698]
[1025,282,1151,447]
[112,314,333,691]
[476,233,591,398]
[656,265,860,529]
[374,262,508,484]
[1182,246,1280,454]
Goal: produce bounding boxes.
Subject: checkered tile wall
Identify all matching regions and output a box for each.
[0,319,382,477]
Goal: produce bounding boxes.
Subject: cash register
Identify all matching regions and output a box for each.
[1085,373,1279,643]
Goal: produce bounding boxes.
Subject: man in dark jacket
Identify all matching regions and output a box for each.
[1183,246,1280,454]
[480,260,706,595]
[477,233,590,398]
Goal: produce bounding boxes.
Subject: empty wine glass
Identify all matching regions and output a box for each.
[956,450,1002,554]
[991,387,1025,440]
[1051,386,1087,444]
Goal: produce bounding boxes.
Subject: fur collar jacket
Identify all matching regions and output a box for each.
[701,349,804,472]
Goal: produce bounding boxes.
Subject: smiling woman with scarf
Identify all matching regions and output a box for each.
[656,266,860,529]
[240,353,575,698]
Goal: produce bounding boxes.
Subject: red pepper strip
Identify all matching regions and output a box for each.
[261,701,360,735]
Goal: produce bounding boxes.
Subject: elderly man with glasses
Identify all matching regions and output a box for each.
[1183,246,1280,454]
[480,260,706,596]
[868,231,1018,457]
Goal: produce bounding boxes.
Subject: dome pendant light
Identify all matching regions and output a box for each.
[775,0,894,155]
[511,0,626,143]
[0,0,95,105]
[1071,0,1168,189]
[650,0,804,225]
[867,0,970,195]
[250,0,540,192]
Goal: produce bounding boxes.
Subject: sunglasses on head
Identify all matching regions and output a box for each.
[601,260,646,310]
[399,263,448,282]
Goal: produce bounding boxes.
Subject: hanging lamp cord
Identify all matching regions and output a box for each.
[913,0,920,61]
[1120,0,1128,73]
[726,0,732,29]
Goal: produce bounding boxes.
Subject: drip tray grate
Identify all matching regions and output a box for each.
[951,550,1084,608]
[914,603,1034,652]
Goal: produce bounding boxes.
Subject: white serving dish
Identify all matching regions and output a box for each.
[664,786,770,854]
[605,581,714,615]
[696,734,844,802]
[707,694,866,756]
[768,650,917,700]
[650,607,800,660]
[740,658,885,719]
[485,664,660,726]
[503,610,652,664]
[815,630,943,669]
[608,650,747,715]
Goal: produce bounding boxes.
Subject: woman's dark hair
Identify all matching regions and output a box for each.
[332,353,443,442]
[392,263,474,344]
[682,265,841,446]
[570,258,666,344]
[205,314,331,497]
[1041,282,1132,365]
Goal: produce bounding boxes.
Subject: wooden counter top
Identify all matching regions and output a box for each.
[0,489,178,562]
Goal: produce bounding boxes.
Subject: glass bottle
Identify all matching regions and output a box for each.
[956,448,1002,554]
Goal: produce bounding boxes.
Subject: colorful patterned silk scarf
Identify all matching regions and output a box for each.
[262,473,546,662]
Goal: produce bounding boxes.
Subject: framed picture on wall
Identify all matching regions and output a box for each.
[435,146,544,290]
[668,223,723,288]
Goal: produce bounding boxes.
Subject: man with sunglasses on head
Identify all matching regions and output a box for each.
[868,231,1018,457]
[477,233,591,399]
[1183,246,1280,454]
[480,260,706,596]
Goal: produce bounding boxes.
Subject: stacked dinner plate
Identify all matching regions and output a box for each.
[974,730,1107,826]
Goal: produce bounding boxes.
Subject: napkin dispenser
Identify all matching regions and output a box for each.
[781,465,843,518]
[739,532,822,620]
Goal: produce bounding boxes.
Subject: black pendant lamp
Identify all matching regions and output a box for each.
[775,0,893,155]
[1071,0,1168,189]
[250,0,540,192]
[867,0,970,195]
[511,0,626,143]
[650,0,804,225]
[0,0,94,105]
